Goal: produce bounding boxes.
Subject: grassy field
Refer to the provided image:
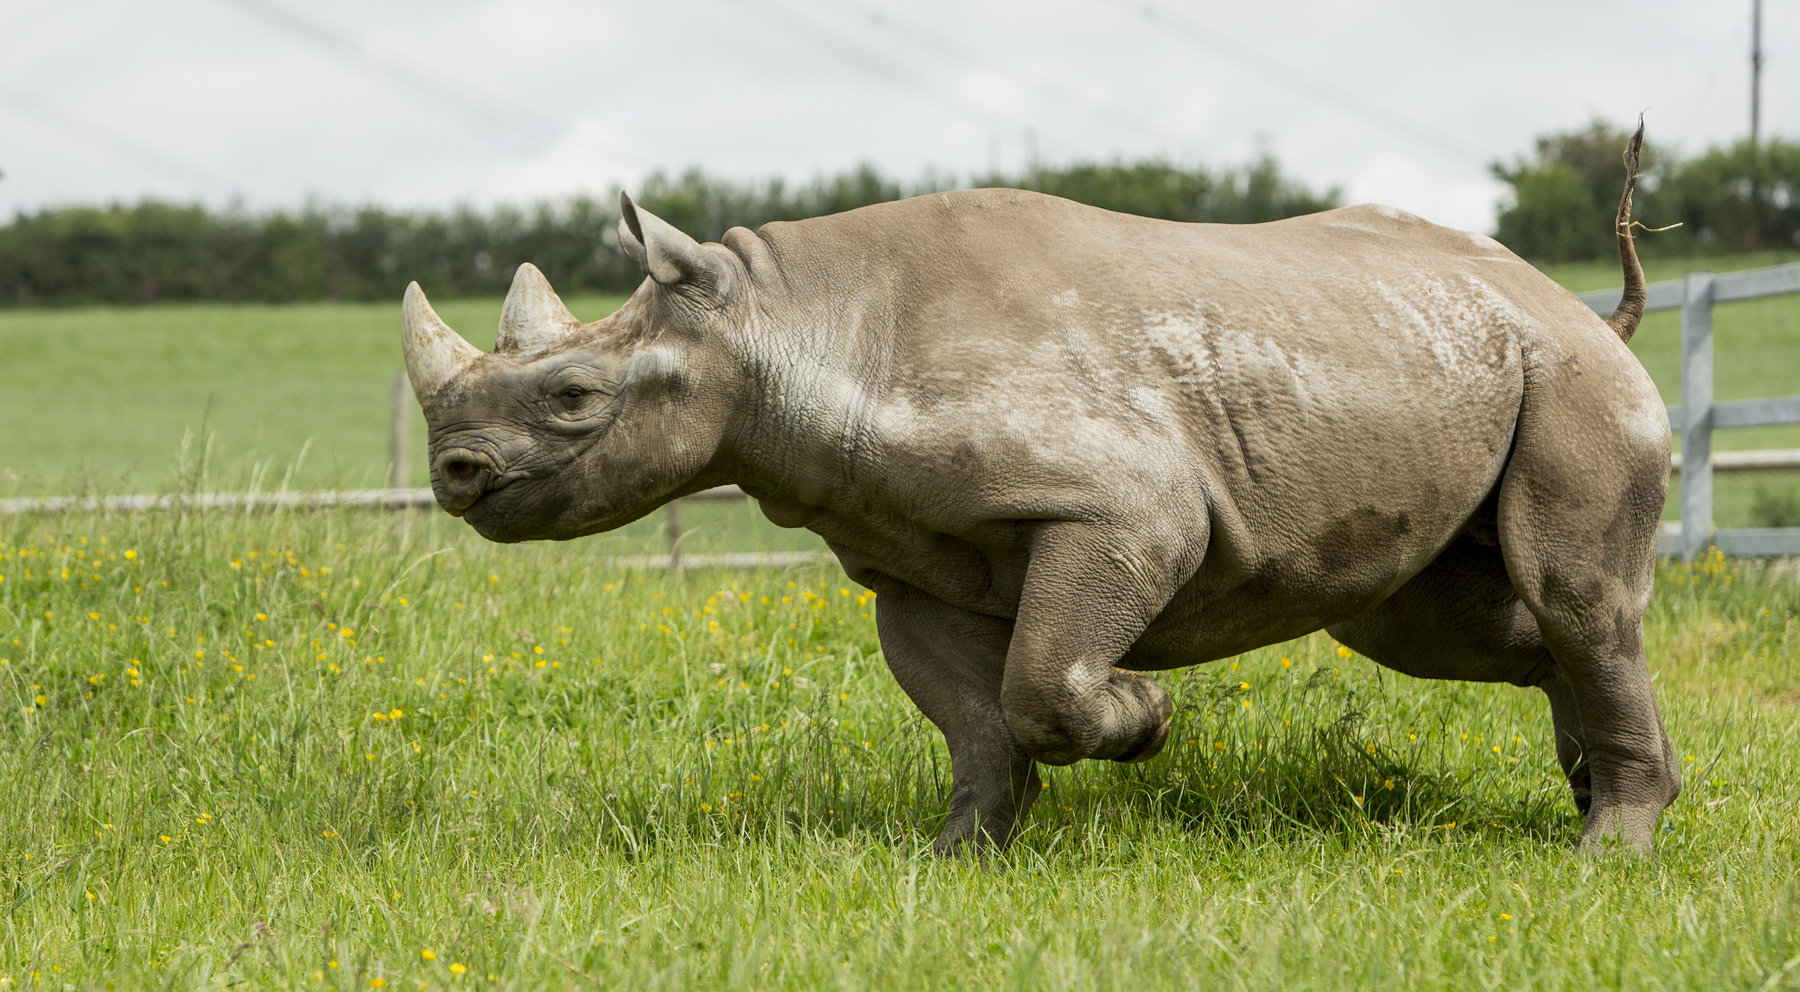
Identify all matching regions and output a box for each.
[2,249,1796,526]
[1,503,1796,989]
[1,245,1797,986]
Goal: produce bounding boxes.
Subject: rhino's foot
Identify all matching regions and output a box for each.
[1577,736,1680,856]
[1577,803,1666,856]
[1555,711,1677,857]
[1006,670,1173,766]
[930,767,1043,858]
[1554,718,1677,856]
[1562,713,1678,856]
[1105,670,1174,763]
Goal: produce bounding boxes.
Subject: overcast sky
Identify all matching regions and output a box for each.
[2,0,1792,235]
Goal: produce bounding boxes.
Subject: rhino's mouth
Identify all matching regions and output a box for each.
[456,487,532,543]
[449,489,493,518]
[443,470,529,519]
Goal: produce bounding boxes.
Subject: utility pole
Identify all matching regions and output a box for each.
[1751,0,1763,147]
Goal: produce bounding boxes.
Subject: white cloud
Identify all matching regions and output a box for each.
[1,0,1792,234]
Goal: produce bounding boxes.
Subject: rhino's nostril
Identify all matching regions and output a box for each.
[435,452,496,503]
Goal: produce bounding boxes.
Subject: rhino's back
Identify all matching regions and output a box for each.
[764,188,1535,295]
[758,188,1590,384]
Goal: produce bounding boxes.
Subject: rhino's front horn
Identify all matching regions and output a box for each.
[401,282,482,400]
[495,263,580,355]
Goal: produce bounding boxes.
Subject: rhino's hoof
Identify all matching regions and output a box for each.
[1106,671,1174,763]
[1577,801,1663,857]
[1111,715,1171,763]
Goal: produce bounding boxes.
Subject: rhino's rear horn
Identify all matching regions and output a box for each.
[401,282,482,400]
[496,263,580,355]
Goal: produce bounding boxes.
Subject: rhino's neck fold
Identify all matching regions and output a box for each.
[719,295,895,516]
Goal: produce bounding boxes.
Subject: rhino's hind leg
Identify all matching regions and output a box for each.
[1494,370,1679,854]
[872,578,1042,855]
[1538,671,1593,815]
[1324,535,1594,814]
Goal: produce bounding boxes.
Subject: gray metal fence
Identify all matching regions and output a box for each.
[1579,262,1800,561]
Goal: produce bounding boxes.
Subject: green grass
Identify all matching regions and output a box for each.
[1,505,1796,989]
[0,293,624,497]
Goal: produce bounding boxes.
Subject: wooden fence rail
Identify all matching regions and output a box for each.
[0,485,748,516]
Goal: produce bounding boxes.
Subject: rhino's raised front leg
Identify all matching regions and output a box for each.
[871,577,1041,855]
[999,523,1188,767]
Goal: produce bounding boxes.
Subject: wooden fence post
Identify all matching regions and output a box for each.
[1679,272,1714,563]
[666,502,684,570]
[389,372,411,490]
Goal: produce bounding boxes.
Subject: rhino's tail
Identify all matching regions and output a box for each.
[1606,118,1648,344]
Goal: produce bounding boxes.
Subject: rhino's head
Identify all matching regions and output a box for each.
[400,195,749,543]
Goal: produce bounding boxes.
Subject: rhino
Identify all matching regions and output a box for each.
[399,129,1678,855]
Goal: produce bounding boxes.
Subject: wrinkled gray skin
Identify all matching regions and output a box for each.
[400,182,1678,856]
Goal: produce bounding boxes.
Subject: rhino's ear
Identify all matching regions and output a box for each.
[616,195,649,271]
[619,192,721,290]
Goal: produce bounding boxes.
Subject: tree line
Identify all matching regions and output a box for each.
[6,123,1792,306]
[0,158,1337,306]
[1494,121,1800,262]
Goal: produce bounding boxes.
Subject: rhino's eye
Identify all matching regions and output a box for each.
[553,383,605,418]
[550,376,612,419]
[553,384,592,410]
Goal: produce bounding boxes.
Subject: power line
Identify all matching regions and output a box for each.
[796,0,1189,151]
[1099,0,1490,166]
[214,0,633,167]
[0,84,238,195]
[733,0,1022,136]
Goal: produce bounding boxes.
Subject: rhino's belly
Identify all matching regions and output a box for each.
[819,496,1476,666]
[776,503,1034,619]
[1126,572,1401,670]
[1123,489,1496,669]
